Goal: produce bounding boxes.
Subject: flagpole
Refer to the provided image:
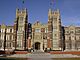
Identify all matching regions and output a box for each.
[50,0,54,10]
[22,0,25,9]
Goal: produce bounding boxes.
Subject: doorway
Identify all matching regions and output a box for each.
[35,42,40,50]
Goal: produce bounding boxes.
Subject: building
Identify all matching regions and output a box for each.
[0,7,80,52]
[14,8,28,50]
[48,9,62,51]
[32,21,48,51]
[64,26,80,51]
[0,24,14,50]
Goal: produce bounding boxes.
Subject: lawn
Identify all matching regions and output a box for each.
[53,58,80,60]
[0,58,80,60]
[0,57,28,60]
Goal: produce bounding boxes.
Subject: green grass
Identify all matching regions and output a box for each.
[0,57,28,60]
[0,58,80,60]
[52,58,80,60]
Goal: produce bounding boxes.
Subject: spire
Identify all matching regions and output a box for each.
[48,0,54,18]
[16,0,26,9]
[50,0,54,10]
[48,9,52,19]
[22,0,25,9]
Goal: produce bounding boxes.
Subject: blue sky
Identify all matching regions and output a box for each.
[0,0,80,26]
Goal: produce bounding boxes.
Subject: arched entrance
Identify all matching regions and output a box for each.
[35,42,40,50]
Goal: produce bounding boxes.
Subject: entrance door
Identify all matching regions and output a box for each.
[35,42,40,50]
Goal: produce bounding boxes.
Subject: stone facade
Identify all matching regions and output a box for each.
[0,24,14,50]
[64,25,80,51]
[15,8,28,50]
[0,8,80,51]
[31,21,48,51]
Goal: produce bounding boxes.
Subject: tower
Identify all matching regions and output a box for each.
[14,8,28,50]
[48,0,62,51]
[52,9,62,50]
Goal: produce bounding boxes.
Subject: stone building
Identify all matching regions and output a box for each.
[64,25,80,51]
[48,9,62,50]
[14,8,28,50]
[31,21,48,51]
[0,24,14,50]
[0,8,80,52]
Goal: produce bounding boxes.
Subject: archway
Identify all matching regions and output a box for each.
[35,42,40,50]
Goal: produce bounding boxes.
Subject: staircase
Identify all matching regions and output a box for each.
[26,50,52,60]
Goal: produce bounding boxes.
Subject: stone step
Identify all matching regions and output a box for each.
[26,52,52,58]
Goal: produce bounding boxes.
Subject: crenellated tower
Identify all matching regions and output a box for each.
[14,8,28,50]
[47,0,62,51]
[52,9,62,50]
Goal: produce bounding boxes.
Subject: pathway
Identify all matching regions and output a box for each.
[27,50,52,60]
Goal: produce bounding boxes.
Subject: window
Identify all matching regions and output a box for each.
[17,41,21,47]
[19,17,24,25]
[10,35,12,40]
[6,35,8,40]
[53,29,57,32]
[67,31,69,33]
[45,28,48,33]
[20,17,23,22]
[78,30,80,33]
[35,29,40,32]
[43,34,47,39]
[65,30,69,33]
[10,43,11,47]
[54,34,57,36]
[53,19,57,24]
[10,29,12,33]
[53,26,57,29]
[1,29,5,33]
[76,30,80,33]
[54,18,57,20]
[70,31,74,33]
[1,35,4,40]
[20,17,23,21]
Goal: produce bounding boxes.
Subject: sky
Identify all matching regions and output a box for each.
[0,0,80,26]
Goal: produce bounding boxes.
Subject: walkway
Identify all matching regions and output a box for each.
[27,50,51,58]
[27,50,52,60]
[6,50,80,60]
